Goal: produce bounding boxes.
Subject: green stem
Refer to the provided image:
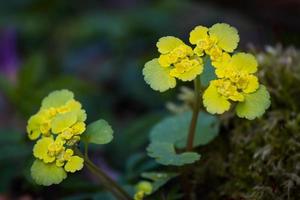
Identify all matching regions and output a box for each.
[186,76,201,151]
[75,148,132,200]
[84,142,88,158]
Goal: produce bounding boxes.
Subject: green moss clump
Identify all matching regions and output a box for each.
[193,46,300,200]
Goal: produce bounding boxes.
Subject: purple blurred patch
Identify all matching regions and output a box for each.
[0,27,19,83]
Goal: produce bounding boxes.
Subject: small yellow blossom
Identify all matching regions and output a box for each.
[72,122,86,135]
[189,23,239,62]
[143,36,203,92]
[27,90,86,186]
[156,37,203,82]
[134,181,153,200]
[64,156,84,173]
[33,137,56,163]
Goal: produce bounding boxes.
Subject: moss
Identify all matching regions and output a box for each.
[192,46,300,200]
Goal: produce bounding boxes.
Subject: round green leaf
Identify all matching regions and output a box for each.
[82,119,114,145]
[236,85,271,120]
[200,57,216,87]
[150,112,219,148]
[31,159,67,186]
[147,142,200,166]
[147,112,219,166]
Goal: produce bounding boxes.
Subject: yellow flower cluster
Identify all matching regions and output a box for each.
[143,23,270,119]
[27,90,86,186]
[195,27,270,119]
[203,53,260,112]
[143,23,238,92]
[157,36,203,81]
[143,36,204,92]
[189,24,239,63]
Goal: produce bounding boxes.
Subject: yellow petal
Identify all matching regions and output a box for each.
[228,91,244,102]
[209,23,239,52]
[51,112,78,134]
[211,52,231,69]
[203,82,231,114]
[143,58,176,92]
[243,75,259,93]
[33,137,55,163]
[64,156,84,173]
[189,26,209,44]
[193,47,204,56]
[158,54,172,67]
[77,109,87,122]
[65,100,82,111]
[156,36,184,54]
[72,122,86,135]
[27,110,52,140]
[231,53,258,73]
[215,67,227,78]
[175,60,204,81]
[27,114,42,140]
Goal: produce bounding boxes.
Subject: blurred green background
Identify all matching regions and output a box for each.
[0,0,300,199]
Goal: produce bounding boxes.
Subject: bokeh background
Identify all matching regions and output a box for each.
[1,0,300,199]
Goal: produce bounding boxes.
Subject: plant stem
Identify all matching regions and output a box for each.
[75,148,132,200]
[181,76,201,200]
[186,75,201,151]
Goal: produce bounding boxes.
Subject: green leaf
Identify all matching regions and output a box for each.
[236,85,271,120]
[142,172,178,192]
[147,142,200,166]
[175,112,220,148]
[143,58,176,92]
[147,112,219,166]
[31,159,67,186]
[200,57,216,87]
[82,119,114,145]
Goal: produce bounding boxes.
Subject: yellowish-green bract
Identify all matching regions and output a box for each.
[134,181,153,200]
[142,23,270,119]
[27,90,86,186]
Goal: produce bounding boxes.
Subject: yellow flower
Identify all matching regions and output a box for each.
[33,137,56,163]
[134,191,145,200]
[134,181,153,200]
[203,53,270,119]
[189,23,239,61]
[28,89,87,186]
[64,156,84,173]
[27,110,52,140]
[71,122,86,135]
[143,36,203,92]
